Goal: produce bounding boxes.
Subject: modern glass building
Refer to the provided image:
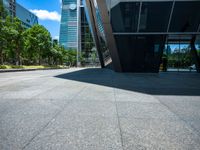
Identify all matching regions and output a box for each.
[16,3,38,28]
[59,0,79,49]
[59,0,96,65]
[1,0,38,28]
[84,0,200,72]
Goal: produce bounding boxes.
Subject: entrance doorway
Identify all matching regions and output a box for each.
[161,35,199,72]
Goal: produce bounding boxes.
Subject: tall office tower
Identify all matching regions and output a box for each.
[59,0,79,49]
[59,0,96,65]
[2,0,16,17]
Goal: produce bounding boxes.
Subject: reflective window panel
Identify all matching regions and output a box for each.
[169,1,200,32]
[111,2,140,32]
[114,35,166,72]
[139,2,172,32]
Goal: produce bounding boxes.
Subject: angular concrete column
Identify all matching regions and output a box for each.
[95,0,122,72]
[190,36,200,73]
[85,0,105,68]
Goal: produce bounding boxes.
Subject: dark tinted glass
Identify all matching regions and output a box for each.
[111,2,140,32]
[169,1,200,32]
[139,2,172,32]
[80,7,94,54]
[114,35,166,72]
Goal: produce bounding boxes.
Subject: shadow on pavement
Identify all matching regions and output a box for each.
[55,68,200,96]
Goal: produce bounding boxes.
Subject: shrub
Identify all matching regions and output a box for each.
[10,65,24,69]
[0,65,7,69]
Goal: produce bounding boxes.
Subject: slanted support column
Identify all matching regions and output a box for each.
[190,36,200,73]
[85,0,105,68]
[94,0,122,72]
[158,35,168,72]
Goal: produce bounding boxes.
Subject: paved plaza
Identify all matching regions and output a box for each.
[0,68,200,150]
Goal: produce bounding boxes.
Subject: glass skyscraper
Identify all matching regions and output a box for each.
[59,0,97,65]
[59,0,78,49]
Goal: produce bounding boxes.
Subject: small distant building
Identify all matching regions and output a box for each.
[1,0,38,28]
[16,3,38,28]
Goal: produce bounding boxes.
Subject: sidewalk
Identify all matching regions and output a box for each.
[0,67,69,73]
[0,68,200,150]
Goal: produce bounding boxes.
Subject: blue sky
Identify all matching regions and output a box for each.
[16,0,61,40]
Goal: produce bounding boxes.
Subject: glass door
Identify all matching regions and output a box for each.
[161,35,197,72]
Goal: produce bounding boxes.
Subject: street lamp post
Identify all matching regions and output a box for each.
[77,0,81,67]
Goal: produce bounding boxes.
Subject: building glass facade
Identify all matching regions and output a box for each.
[59,0,78,49]
[93,0,111,66]
[1,0,38,28]
[80,7,96,63]
[16,3,38,28]
[2,0,15,17]
[84,0,200,72]
[59,0,97,65]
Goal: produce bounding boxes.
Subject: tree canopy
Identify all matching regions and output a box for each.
[0,16,78,66]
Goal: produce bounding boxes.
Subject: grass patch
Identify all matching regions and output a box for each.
[0,65,69,69]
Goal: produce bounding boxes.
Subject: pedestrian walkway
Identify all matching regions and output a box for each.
[0,68,200,150]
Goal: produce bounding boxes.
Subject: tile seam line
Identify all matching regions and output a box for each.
[60,74,116,148]
[113,87,125,150]
[155,96,200,139]
[1,81,74,136]
[0,75,60,95]
[12,79,76,107]
[0,69,71,88]
[21,85,87,150]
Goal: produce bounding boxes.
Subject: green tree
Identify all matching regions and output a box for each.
[65,49,77,66]
[23,25,52,65]
[0,0,8,19]
[12,17,25,65]
[0,1,8,64]
[0,16,13,64]
[0,17,5,64]
[2,17,25,65]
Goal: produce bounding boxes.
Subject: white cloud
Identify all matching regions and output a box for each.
[30,9,61,22]
[54,36,59,40]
